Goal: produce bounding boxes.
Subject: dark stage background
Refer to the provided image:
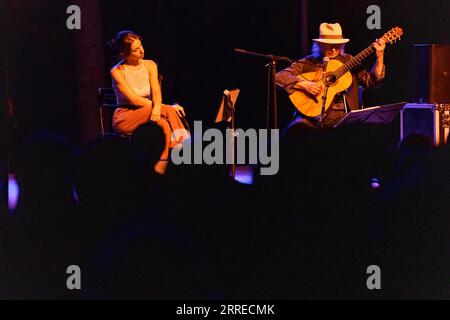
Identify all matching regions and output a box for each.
[1,0,450,300]
[3,0,450,145]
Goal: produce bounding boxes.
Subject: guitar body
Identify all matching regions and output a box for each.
[289,59,353,117]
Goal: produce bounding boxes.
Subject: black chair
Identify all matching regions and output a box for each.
[359,85,365,109]
[97,87,134,139]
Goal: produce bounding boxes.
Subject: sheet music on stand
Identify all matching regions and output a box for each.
[333,102,407,128]
[215,89,240,123]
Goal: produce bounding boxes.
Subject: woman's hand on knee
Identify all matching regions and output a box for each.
[150,105,161,121]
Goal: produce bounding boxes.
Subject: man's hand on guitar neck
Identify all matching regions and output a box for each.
[373,38,386,58]
[373,39,386,76]
[294,80,323,96]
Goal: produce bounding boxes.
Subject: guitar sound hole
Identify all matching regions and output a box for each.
[324,73,337,86]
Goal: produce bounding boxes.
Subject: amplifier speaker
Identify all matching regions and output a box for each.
[413,44,450,103]
[400,103,450,146]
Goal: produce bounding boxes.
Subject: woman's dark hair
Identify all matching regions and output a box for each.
[107,30,142,62]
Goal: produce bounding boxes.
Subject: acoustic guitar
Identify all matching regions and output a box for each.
[289,27,404,117]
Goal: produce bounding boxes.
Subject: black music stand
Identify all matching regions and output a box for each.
[333,102,407,128]
[215,89,240,179]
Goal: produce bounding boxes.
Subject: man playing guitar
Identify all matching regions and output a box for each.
[276,22,387,128]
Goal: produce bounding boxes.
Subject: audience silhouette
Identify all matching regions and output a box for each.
[0,122,448,299]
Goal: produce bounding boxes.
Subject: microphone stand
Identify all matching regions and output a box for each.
[234,48,294,130]
[318,59,331,129]
[318,81,330,129]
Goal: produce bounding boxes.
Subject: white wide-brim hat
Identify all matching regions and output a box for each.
[313,23,350,44]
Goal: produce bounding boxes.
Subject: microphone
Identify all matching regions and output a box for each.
[323,57,332,85]
[322,57,330,72]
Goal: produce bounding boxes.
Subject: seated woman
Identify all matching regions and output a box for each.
[108,30,188,174]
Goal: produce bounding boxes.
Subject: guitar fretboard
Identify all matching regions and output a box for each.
[334,45,375,79]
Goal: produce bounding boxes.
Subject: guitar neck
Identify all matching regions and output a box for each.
[334,45,375,79]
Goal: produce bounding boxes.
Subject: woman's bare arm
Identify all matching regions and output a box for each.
[145,60,162,121]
